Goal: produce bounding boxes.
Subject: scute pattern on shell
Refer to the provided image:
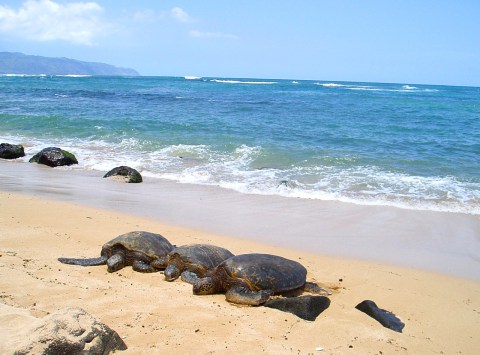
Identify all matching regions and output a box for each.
[171,244,234,275]
[220,253,307,292]
[102,231,173,260]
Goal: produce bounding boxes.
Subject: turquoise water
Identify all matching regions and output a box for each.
[1,75,479,214]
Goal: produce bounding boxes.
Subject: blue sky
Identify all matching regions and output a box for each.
[0,0,479,86]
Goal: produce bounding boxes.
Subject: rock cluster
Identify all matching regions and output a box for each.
[1,143,143,183]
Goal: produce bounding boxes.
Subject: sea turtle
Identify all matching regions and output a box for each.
[190,253,330,306]
[58,231,174,273]
[164,244,234,282]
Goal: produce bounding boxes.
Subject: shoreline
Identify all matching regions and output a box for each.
[2,142,477,216]
[1,160,479,280]
[1,190,479,353]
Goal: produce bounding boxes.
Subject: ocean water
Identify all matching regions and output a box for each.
[1,75,479,214]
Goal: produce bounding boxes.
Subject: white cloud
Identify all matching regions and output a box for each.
[0,0,107,45]
[189,30,238,40]
[132,7,191,24]
[132,9,158,23]
[170,7,190,23]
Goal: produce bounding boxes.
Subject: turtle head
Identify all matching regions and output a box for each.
[164,254,183,281]
[164,264,181,281]
[107,253,125,273]
[193,276,217,295]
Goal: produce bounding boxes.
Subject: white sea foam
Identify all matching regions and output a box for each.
[316,83,382,91]
[2,132,477,215]
[315,82,439,93]
[210,79,277,85]
[56,74,92,78]
[315,82,346,87]
[1,74,47,77]
[346,85,439,93]
[346,87,382,91]
[184,76,202,80]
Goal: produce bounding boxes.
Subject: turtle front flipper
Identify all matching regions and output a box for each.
[58,256,108,266]
[180,270,200,285]
[225,287,273,306]
[150,256,168,270]
[304,281,331,296]
[132,260,158,273]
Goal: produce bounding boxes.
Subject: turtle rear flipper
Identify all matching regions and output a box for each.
[225,287,273,306]
[58,255,108,266]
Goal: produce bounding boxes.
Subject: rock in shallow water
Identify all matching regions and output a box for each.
[263,295,331,321]
[103,166,143,183]
[29,147,78,167]
[355,299,405,333]
[0,143,25,159]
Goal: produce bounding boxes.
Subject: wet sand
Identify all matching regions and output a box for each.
[1,160,479,279]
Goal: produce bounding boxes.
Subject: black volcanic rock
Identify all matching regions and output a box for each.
[355,300,405,333]
[29,147,78,167]
[0,143,25,159]
[103,166,143,183]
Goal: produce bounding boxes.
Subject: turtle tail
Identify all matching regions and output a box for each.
[58,255,108,266]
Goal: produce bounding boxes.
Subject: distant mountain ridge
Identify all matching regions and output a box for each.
[0,52,140,76]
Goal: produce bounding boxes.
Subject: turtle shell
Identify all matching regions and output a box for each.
[219,253,307,293]
[101,231,173,260]
[169,244,234,276]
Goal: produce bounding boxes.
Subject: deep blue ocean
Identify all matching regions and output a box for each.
[1,75,479,214]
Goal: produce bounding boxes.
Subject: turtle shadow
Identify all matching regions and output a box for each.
[263,295,331,321]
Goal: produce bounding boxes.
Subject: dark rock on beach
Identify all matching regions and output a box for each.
[29,147,78,167]
[13,307,127,354]
[264,295,331,321]
[0,143,25,159]
[103,166,143,183]
[355,299,405,333]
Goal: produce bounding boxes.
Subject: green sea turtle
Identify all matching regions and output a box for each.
[189,253,330,306]
[164,244,234,282]
[58,231,174,273]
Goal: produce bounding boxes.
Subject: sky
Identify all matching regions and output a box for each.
[0,0,479,86]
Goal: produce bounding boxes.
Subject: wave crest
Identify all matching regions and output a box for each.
[210,79,277,85]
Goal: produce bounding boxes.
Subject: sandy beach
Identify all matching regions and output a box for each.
[1,161,480,354]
